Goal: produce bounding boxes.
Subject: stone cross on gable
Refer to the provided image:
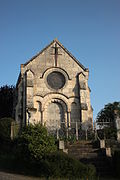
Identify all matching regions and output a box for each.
[51,43,62,67]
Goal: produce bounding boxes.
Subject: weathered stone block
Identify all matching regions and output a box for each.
[81,103,88,110]
[27,79,33,87]
[59,140,65,150]
[80,81,86,90]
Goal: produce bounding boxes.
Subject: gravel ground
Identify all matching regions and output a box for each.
[0,171,119,180]
[0,171,43,180]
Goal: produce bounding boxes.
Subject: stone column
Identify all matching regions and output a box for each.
[37,101,42,124]
[76,122,78,140]
[68,111,71,127]
[65,112,68,128]
[41,111,43,125]
[65,112,68,138]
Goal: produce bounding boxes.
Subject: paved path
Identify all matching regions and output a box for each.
[0,171,44,180]
[0,171,119,180]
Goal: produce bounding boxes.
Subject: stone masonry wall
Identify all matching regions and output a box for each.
[16,40,93,130]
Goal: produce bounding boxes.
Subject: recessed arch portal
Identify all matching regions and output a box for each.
[44,98,67,132]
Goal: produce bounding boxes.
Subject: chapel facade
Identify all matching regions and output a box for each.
[15,39,93,133]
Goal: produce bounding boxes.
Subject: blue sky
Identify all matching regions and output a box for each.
[0,0,120,119]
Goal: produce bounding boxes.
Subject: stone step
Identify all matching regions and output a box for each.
[68,151,98,156]
[68,148,98,152]
[75,140,92,144]
[69,148,106,155]
[69,151,98,155]
[96,165,113,176]
[68,144,93,148]
[80,158,112,176]
[69,152,98,159]
[68,146,93,150]
[67,141,113,176]
[67,141,92,145]
[70,141,92,144]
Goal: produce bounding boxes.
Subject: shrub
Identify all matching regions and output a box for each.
[0,122,96,179]
[113,150,120,178]
[17,123,57,161]
[85,164,96,179]
[45,151,96,179]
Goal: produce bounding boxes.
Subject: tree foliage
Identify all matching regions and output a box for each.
[96,102,120,125]
[0,85,15,119]
[45,151,96,178]
[113,150,120,178]
[17,123,57,161]
[0,117,14,141]
[96,102,120,139]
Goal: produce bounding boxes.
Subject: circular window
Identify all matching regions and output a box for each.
[47,71,66,90]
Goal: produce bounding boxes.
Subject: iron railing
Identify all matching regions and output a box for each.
[47,121,94,141]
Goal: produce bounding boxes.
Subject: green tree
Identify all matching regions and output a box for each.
[17,123,57,161]
[0,85,15,119]
[96,102,120,139]
[0,117,14,141]
[96,102,120,125]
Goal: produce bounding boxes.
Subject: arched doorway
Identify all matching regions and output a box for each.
[46,102,65,132]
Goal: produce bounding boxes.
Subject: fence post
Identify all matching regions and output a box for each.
[57,128,59,139]
[66,128,68,139]
[11,121,14,140]
[85,129,88,140]
[94,121,97,140]
[76,122,78,140]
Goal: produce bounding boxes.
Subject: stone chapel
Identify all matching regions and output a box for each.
[15,39,93,134]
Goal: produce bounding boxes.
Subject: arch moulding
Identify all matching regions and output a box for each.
[42,93,69,111]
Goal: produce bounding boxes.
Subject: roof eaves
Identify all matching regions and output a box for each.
[16,73,21,88]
